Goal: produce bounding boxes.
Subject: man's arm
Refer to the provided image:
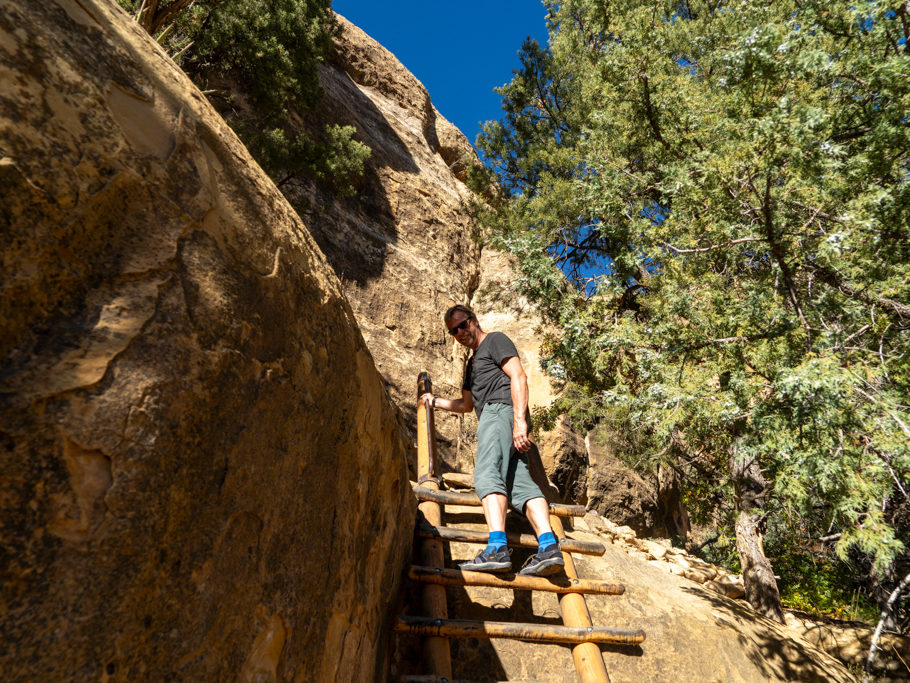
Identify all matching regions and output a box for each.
[419,390,474,414]
[501,356,531,453]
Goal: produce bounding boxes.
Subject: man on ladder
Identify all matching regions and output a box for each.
[420,304,564,577]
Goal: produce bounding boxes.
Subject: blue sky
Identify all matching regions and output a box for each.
[332,1,551,148]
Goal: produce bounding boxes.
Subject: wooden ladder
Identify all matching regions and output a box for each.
[393,373,645,683]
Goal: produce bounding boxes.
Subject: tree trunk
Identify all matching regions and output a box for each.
[656,463,690,540]
[869,562,900,632]
[730,449,785,623]
[864,570,910,683]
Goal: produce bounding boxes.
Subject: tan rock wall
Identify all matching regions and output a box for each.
[0,2,412,680]
[287,15,482,475]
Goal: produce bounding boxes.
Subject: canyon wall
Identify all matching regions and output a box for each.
[287,15,482,475]
[0,1,412,680]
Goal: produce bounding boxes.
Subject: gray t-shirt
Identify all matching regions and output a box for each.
[462,332,519,417]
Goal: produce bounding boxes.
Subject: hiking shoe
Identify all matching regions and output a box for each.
[458,546,512,573]
[518,544,564,577]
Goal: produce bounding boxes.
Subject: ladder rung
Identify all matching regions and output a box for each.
[397,678,537,683]
[413,485,586,518]
[416,523,606,556]
[408,565,624,595]
[396,677,537,683]
[394,615,646,646]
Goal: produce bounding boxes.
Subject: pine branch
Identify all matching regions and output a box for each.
[761,177,810,331]
[638,72,683,160]
[659,237,762,254]
[149,0,195,35]
[810,265,910,322]
[654,327,793,353]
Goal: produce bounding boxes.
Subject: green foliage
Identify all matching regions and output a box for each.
[318,124,373,195]
[774,549,879,622]
[242,122,370,196]
[184,0,333,114]
[698,531,742,574]
[477,0,910,600]
[762,522,881,621]
[117,0,370,194]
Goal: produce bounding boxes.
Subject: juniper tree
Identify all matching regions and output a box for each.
[117,0,370,195]
[475,0,909,622]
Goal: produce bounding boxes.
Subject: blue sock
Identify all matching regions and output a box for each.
[538,531,557,552]
[486,530,507,553]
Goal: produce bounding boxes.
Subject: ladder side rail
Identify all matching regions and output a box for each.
[415,372,452,678]
[550,515,612,683]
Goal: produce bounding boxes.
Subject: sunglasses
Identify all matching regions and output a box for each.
[447,318,472,335]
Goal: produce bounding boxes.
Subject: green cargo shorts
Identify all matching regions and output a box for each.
[473,402,544,512]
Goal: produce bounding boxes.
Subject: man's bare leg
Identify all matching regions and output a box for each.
[480,492,508,532]
[524,496,553,537]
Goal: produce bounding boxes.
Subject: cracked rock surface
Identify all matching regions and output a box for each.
[0,2,412,680]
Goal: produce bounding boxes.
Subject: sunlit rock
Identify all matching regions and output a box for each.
[0,1,412,679]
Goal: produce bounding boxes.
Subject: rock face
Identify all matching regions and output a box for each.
[288,15,482,475]
[585,431,691,538]
[0,2,412,681]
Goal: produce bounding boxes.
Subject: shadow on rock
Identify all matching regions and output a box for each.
[680,586,850,683]
[287,64,420,287]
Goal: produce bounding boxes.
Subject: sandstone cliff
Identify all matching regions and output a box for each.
[285,15,483,476]
[0,1,412,680]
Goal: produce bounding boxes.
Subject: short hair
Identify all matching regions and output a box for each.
[444,304,475,323]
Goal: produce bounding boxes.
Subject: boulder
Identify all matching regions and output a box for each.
[785,612,910,680]
[641,538,670,560]
[534,418,589,502]
[707,579,747,600]
[0,1,412,680]
[684,565,720,584]
[586,453,663,536]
